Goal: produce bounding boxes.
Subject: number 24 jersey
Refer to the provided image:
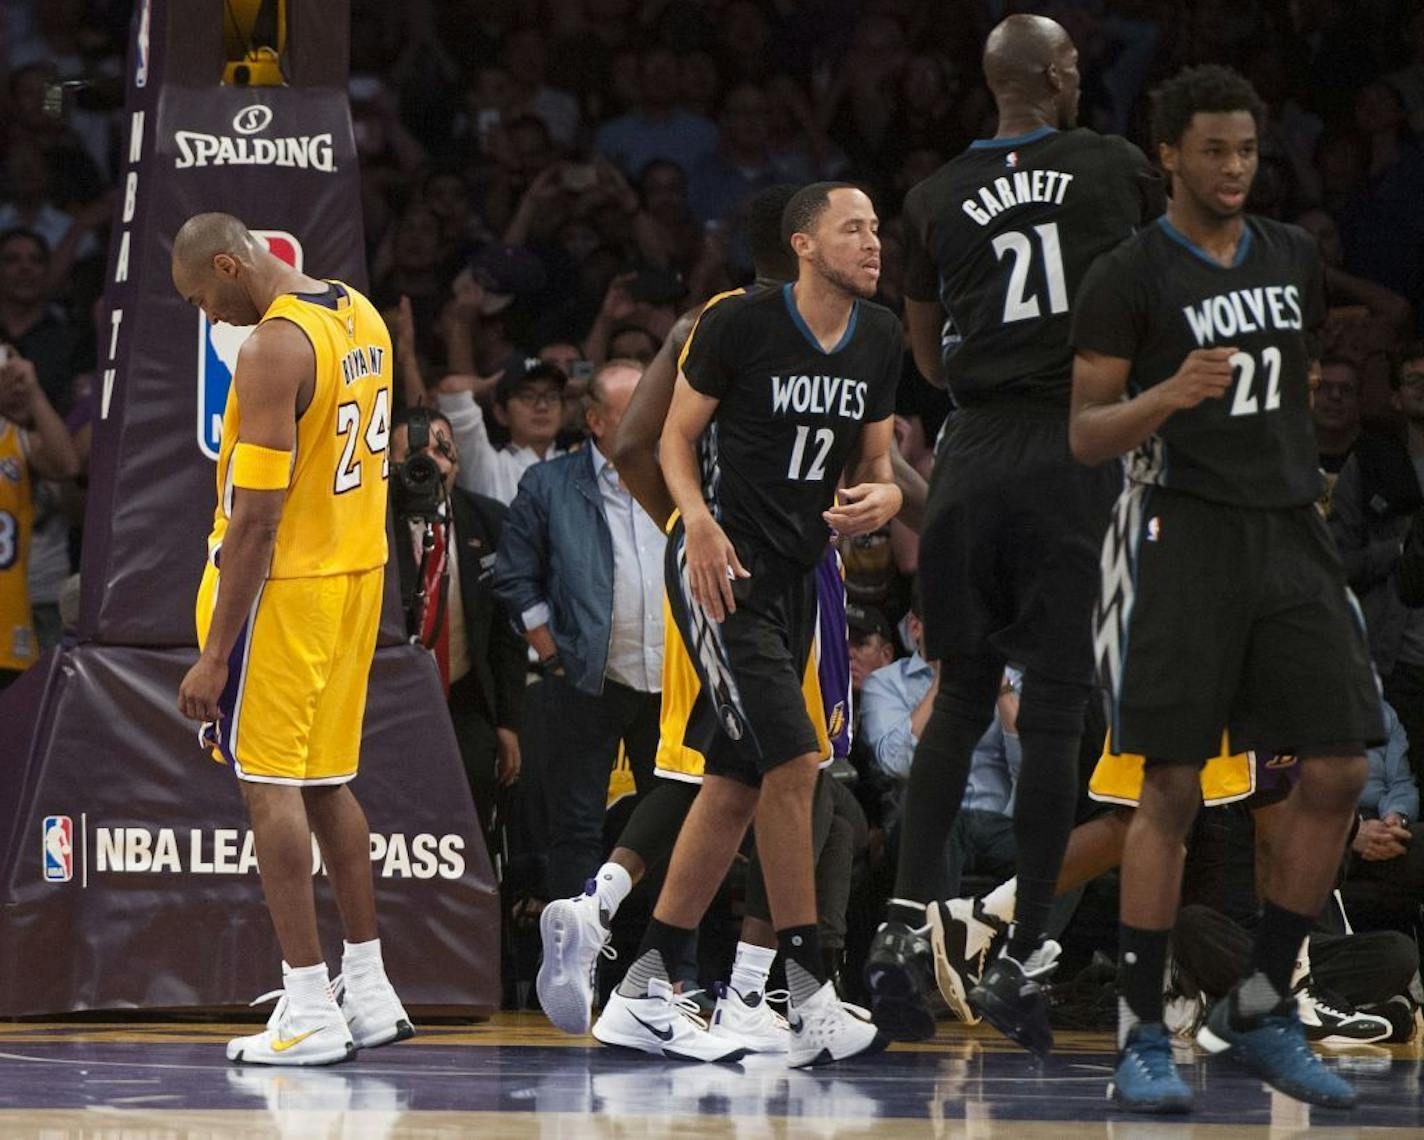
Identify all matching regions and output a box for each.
[679,284,901,568]
[207,281,392,578]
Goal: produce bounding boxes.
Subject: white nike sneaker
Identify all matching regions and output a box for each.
[538,884,616,1035]
[333,968,415,1050]
[592,978,747,1062]
[709,983,790,1053]
[228,983,355,1067]
[787,980,889,1068]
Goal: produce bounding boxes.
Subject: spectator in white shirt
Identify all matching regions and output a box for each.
[438,357,566,505]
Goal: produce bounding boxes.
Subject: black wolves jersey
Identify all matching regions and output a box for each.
[903,126,1161,408]
[679,284,901,567]
[1071,215,1326,508]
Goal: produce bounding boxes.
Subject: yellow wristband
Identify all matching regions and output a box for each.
[231,442,292,490]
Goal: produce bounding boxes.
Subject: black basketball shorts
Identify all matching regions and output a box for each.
[918,404,1120,682]
[1097,485,1385,762]
[665,520,821,786]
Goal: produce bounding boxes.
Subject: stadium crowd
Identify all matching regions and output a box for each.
[1,0,1422,1036]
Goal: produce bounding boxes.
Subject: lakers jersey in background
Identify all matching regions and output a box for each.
[0,419,36,672]
[206,281,392,578]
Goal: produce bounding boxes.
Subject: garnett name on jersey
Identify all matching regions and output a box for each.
[961,169,1075,226]
[1182,285,1305,347]
[770,374,869,421]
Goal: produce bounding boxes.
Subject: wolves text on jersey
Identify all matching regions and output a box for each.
[769,374,868,421]
[1182,285,1303,348]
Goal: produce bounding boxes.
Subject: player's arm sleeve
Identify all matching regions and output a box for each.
[492,466,553,633]
[1070,252,1143,361]
[901,191,940,304]
[679,296,737,399]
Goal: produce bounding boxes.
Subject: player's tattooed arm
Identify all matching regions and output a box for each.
[904,299,947,389]
[612,305,700,528]
[825,416,902,538]
[661,372,748,622]
[1068,346,1236,466]
[179,322,310,724]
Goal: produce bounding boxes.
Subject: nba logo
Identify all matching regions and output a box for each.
[1006,151,1019,168]
[42,815,73,883]
[196,231,303,459]
[134,0,151,88]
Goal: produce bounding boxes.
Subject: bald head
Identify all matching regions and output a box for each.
[172,212,256,274]
[171,212,270,327]
[982,15,1080,128]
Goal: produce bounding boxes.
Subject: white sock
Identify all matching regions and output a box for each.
[343,938,384,974]
[593,862,632,919]
[981,877,1017,925]
[1289,936,1311,990]
[729,941,777,997]
[286,962,333,1012]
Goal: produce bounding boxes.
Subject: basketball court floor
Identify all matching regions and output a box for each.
[0,1015,1418,1137]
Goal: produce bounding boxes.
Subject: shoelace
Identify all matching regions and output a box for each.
[1128,1033,1178,1081]
[661,987,713,1031]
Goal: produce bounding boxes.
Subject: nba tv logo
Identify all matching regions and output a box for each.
[196,232,302,459]
[42,815,73,883]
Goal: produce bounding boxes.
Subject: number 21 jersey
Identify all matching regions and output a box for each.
[1071,215,1326,508]
[680,285,901,568]
[207,281,392,578]
[902,126,1161,408]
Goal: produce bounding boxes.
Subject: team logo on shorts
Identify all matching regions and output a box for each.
[719,705,744,742]
[196,231,303,459]
[0,457,20,484]
[42,815,73,883]
[827,702,847,740]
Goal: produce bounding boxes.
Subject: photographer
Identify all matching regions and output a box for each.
[391,408,526,834]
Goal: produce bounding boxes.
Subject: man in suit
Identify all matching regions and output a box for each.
[495,359,665,901]
[392,408,526,836]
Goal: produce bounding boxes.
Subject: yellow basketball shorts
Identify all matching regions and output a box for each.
[1088,734,1256,808]
[195,564,383,785]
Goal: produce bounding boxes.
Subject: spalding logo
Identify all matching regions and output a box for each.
[232,105,274,135]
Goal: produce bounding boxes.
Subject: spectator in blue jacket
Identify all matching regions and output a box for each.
[494,358,664,900]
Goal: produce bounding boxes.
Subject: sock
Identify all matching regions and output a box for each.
[729,941,777,998]
[1289,935,1311,991]
[887,898,928,929]
[1117,925,1171,1049]
[342,938,383,976]
[980,878,1017,925]
[617,918,693,998]
[286,962,333,1012]
[592,862,632,920]
[1234,902,1315,1023]
[778,925,825,1006]
[1006,727,1079,961]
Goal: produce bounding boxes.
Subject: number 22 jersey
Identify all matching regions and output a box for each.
[679,284,901,568]
[207,281,392,578]
[1071,215,1326,508]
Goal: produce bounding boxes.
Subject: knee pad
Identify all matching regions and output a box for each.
[1016,672,1094,737]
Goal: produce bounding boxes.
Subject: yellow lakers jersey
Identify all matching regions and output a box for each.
[0,420,36,671]
[207,282,392,578]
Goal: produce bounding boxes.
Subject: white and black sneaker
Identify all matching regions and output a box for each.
[538,880,616,1035]
[593,978,747,1063]
[1295,977,1392,1045]
[332,968,414,1050]
[788,980,890,1068]
[709,983,790,1054]
[928,897,1005,1025]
